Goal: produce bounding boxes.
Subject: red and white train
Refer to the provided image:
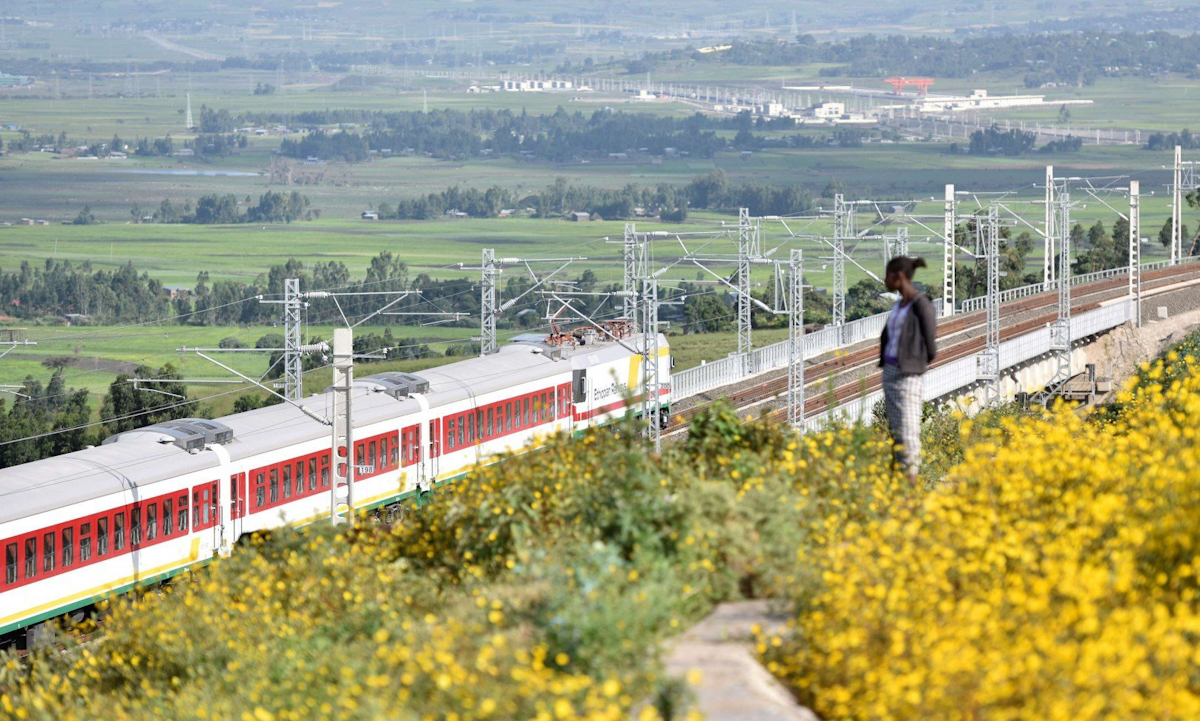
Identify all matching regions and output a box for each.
[0,329,670,645]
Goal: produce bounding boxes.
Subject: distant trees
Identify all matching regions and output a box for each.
[0,260,171,322]
[967,126,1037,156]
[72,205,98,225]
[197,105,235,133]
[144,191,313,224]
[280,130,370,162]
[99,364,196,437]
[377,171,810,221]
[1145,130,1200,151]
[1039,136,1083,153]
[0,371,91,467]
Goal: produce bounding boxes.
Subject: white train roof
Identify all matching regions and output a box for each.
[0,334,662,527]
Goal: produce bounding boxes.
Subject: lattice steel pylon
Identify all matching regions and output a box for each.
[786,249,806,428]
[975,204,1002,407]
[640,277,662,454]
[622,223,648,329]
[832,195,850,327]
[736,208,761,371]
[1044,180,1074,396]
[329,327,355,526]
[942,184,955,318]
[1173,145,1182,266]
[885,227,909,263]
[480,248,498,355]
[1044,165,1055,286]
[282,278,304,402]
[1129,180,1142,327]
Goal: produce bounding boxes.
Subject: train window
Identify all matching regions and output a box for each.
[97,518,109,556]
[380,438,389,468]
[269,468,279,504]
[309,458,318,491]
[24,538,36,579]
[477,411,484,440]
[178,495,188,533]
[505,404,513,431]
[114,513,125,551]
[43,532,55,573]
[544,392,551,421]
[256,473,266,508]
[466,414,474,444]
[367,441,376,471]
[321,455,330,488]
[62,527,74,567]
[131,507,141,547]
[80,523,91,562]
[458,415,466,447]
[355,444,364,469]
[524,398,531,426]
[282,464,292,499]
[392,435,400,466]
[202,488,211,527]
[6,543,17,585]
[295,462,304,495]
[163,499,173,536]
[147,504,158,542]
[486,409,494,438]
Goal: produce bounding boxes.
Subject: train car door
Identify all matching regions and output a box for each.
[428,419,440,481]
[227,472,246,547]
[572,369,590,429]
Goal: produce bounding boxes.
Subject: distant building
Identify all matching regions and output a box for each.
[813,102,846,119]
[361,211,379,221]
[571,212,590,222]
[173,148,195,157]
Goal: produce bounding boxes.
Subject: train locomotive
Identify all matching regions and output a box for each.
[0,325,670,645]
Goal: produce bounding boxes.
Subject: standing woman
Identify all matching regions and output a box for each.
[879,256,938,484]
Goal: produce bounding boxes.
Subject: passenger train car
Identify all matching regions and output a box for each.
[0,328,670,644]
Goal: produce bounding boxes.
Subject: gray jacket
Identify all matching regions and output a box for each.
[878,293,938,375]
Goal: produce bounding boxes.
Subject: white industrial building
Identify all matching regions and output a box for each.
[913,89,1091,113]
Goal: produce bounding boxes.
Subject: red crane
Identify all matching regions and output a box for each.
[884,77,934,95]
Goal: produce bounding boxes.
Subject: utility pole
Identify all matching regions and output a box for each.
[1129,180,1142,327]
[480,248,498,355]
[736,207,760,371]
[622,223,647,329]
[1044,180,1074,398]
[786,249,806,428]
[640,277,662,454]
[885,227,909,262]
[1044,165,1055,286]
[976,204,1002,407]
[330,328,355,526]
[1173,145,1182,266]
[832,195,850,327]
[276,278,305,402]
[469,251,585,356]
[943,184,955,318]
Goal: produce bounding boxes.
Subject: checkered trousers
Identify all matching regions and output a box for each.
[882,363,924,475]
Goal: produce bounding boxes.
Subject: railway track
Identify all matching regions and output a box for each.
[666,263,1200,435]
